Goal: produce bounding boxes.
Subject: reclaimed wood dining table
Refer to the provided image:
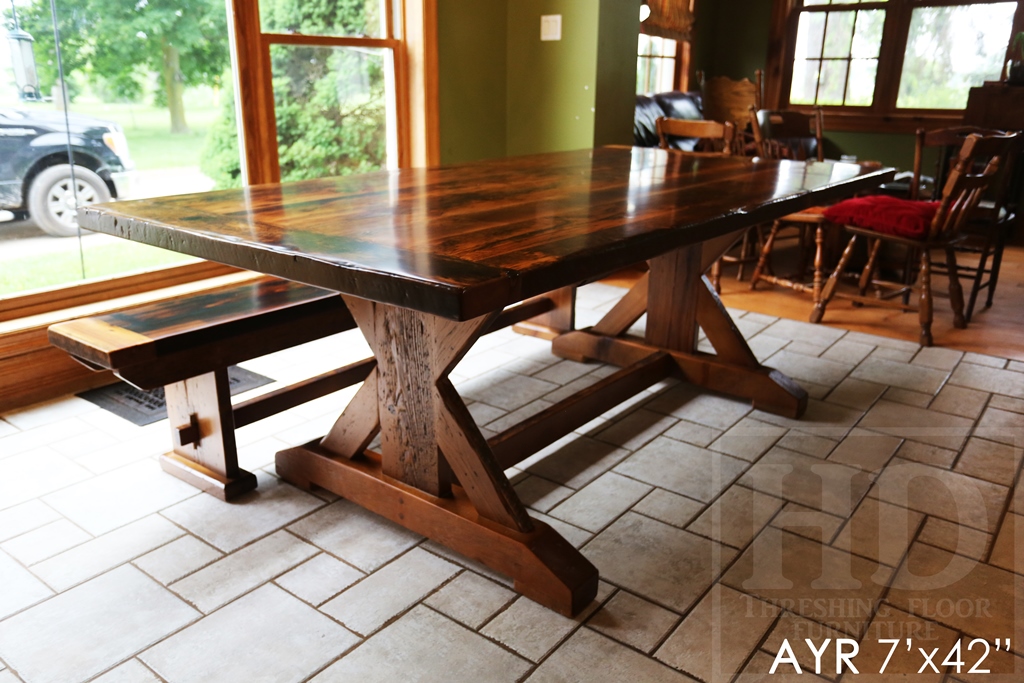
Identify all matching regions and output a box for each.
[79,146,894,616]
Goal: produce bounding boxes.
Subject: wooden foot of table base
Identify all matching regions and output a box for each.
[552,330,807,418]
[276,441,598,616]
[159,452,258,501]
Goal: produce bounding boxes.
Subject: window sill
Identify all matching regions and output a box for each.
[787,108,963,135]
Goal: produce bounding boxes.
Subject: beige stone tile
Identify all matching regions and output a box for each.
[784,340,829,357]
[961,351,1007,368]
[776,431,837,459]
[161,471,323,552]
[321,547,459,636]
[134,534,222,585]
[485,398,555,434]
[424,571,515,629]
[420,540,512,587]
[615,437,748,502]
[275,553,364,606]
[531,358,595,385]
[749,334,790,363]
[588,590,679,653]
[661,419,723,448]
[764,350,853,388]
[917,517,991,561]
[895,439,957,468]
[833,498,923,566]
[513,475,574,513]
[459,369,558,411]
[883,386,934,408]
[871,458,1008,532]
[687,485,784,549]
[708,417,788,463]
[740,649,830,682]
[0,565,197,683]
[739,447,871,516]
[870,346,917,363]
[143,584,357,683]
[858,400,973,450]
[550,472,651,533]
[0,518,90,566]
[762,612,845,680]
[888,543,1023,646]
[32,514,184,592]
[989,512,1022,575]
[912,346,964,371]
[288,499,421,572]
[656,584,779,680]
[530,510,593,548]
[990,394,1024,415]
[721,527,891,637]
[0,550,52,620]
[770,502,845,544]
[0,418,16,438]
[632,488,705,528]
[821,339,875,366]
[583,512,736,613]
[0,449,92,510]
[594,408,677,451]
[2,396,98,431]
[797,381,832,401]
[42,459,199,536]
[852,356,949,394]
[91,659,160,683]
[645,384,752,430]
[171,530,318,613]
[950,362,1024,399]
[526,436,632,489]
[854,604,959,681]
[0,501,61,544]
[525,627,693,683]
[314,605,530,683]
[973,406,1024,446]
[843,332,917,352]
[955,437,1022,486]
[481,596,579,661]
[750,400,862,440]
[929,384,990,419]
[826,428,902,473]
[825,377,885,411]
[761,319,846,347]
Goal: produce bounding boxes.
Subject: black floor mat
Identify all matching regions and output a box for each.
[78,366,274,426]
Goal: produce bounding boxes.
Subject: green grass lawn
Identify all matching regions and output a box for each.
[0,241,197,296]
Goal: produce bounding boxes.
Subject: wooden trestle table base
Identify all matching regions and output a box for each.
[80,148,894,616]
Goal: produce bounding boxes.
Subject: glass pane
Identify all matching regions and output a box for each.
[790,59,819,104]
[794,13,826,60]
[261,0,386,39]
[897,3,1016,109]
[637,33,651,57]
[659,38,677,59]
[822,11,855,58]
[846,58,877,105]
[271,44,389,181]
[851,9,884,59]
[817,60,848,105]
[804,0,830,6]
[656,57,676,93]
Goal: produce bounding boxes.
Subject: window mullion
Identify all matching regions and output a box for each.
[872,0,912,114]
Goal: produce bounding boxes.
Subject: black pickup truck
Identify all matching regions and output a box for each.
[0,107,133,236]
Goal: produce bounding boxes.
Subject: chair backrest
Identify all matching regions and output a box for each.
[748,107,825,162]
[656,117,736,155]
[927,132,1019,241]
[698,70,762,131]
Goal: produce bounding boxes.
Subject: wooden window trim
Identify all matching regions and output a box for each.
[767,0,1024,133]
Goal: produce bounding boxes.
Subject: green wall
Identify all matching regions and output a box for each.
[437,0,638,164]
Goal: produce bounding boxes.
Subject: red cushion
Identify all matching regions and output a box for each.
[823,195,940,239]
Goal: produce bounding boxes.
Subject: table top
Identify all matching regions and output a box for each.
[80,147,894,320]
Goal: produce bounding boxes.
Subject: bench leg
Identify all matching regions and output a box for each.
[161,368,257,501]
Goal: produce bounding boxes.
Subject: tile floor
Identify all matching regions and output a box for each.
[0,282,1021,683]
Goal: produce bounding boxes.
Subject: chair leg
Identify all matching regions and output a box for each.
[736,229,751,281]
[711,258,723,294]
[964,237,990,324]
[858,238,882,297]
[812,225,825,305]
[945,246,967,330]
[810,234,857,324]
[750,222,779,290]
[919,249,933,347]
[985,230,1008,309]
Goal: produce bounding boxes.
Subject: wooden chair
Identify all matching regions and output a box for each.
[655,116,736,155]
[811,131,1019,346]
[747,106,830,302]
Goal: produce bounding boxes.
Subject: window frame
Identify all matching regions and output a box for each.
[766,0,1024,133]
[636,34,682,94]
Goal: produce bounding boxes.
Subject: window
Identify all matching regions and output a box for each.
[637,34,678,94]
[771,0,1024,129]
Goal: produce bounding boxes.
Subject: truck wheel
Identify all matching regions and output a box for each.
[27,164,111,237]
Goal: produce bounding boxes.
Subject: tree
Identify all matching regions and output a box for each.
[16,0,229,134]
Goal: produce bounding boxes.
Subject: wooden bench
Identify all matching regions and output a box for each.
[48,276,366,500]
[48,276,565,501]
